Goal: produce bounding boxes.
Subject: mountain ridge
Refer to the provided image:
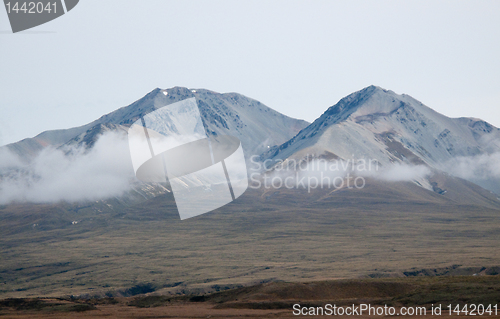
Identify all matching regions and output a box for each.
[261,85,500,195]
[3,87,309,159]
[263,85,500,162]
[2,85,499,203]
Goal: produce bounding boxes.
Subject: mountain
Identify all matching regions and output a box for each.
[4,87,309,160]
[261,85,500,195]
[1,86,500,299]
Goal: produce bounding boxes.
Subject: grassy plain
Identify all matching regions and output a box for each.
[0,180,499,299]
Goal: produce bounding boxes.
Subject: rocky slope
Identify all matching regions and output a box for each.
[4,87,309,160]
[261,85,500,195]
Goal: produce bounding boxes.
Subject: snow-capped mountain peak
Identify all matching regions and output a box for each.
[262,85,500,194]
[4,87,309,160]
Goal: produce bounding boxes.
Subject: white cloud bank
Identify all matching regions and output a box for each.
[0,132,135,204]
[249,157,433,192]
[2,133,499,205]
[440,152,500,180]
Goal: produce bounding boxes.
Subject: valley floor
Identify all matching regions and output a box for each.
[0,185,499,298]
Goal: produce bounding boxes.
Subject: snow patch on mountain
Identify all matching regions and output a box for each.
[262,85,500,194]
[4,87,308,161]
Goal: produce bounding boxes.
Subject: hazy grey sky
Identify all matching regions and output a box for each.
[1,0,499,146]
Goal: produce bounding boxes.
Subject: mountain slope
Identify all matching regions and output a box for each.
[265,86,500,164]
[4,87,309,160]
[262,85,500,194]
